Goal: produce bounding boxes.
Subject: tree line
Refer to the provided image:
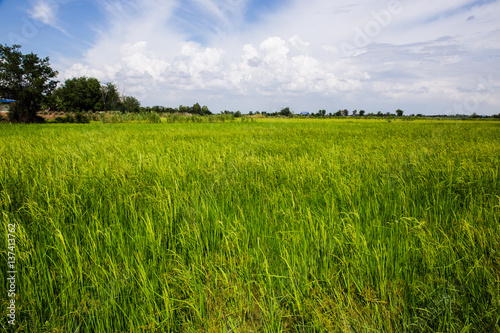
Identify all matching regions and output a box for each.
[0,44,213,123]
[47,77,211,116]
[303,109,404,117]
[2,44,498,123]
[0,44,408,123]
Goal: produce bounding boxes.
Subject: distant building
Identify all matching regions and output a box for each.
[0,98,15,113]
[300,112,309,116]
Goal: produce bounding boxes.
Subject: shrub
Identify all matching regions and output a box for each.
[75,112,90,123]
[144,112,161,123]
[54,114,74,123]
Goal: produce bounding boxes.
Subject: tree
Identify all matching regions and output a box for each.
[54,76,101,112]
[121,96,141,113]
[192,102,202,115]
[179,105,191,114]
[318,109,326,117]
[396,109,404,117]
[359,110,365,116]
[0,44,58,123]
[279,107,292,117]
[188,103,211,115]
[201,105,211,115]
[99,82,120,111]
[341,109,349,117]
[151,105,165,113]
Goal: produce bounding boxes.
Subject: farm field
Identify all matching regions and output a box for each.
[0,118,499,332]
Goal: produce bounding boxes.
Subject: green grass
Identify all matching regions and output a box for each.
[0,119,499,332]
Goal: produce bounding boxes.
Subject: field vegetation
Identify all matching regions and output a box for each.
[0,119,499,332]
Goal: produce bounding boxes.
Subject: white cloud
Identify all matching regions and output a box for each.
[120,42,169,82]
[260,37,289,62]
[29,0,68,34]
[30,1,55,24]
[57,0,500,114]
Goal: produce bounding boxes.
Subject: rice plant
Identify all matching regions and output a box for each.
[0,119,499,332]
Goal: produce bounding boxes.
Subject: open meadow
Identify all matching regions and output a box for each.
[0,118,499,332]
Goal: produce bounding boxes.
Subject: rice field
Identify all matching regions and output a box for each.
[0,118,499,332]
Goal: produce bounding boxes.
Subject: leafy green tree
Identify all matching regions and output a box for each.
[98,82,120,111]
[0,44,58,123]
[55,77,101,112]
[318,109,326,117]
[150,105,165,113]
[279,107,292,117]
[201,105,211,115]
[396,109,404,116]
[179,105,191,114]
[192,102,202,115]
[359,110,365,116]
[342,109,349,117]
[120,96,141,113]
[190,103,211,115]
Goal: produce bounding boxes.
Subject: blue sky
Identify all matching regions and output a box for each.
[1,0,499,115]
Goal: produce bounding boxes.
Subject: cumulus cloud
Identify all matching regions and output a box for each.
[65,35,356,98]
[57,0,500,114]
[120,42,169,81]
